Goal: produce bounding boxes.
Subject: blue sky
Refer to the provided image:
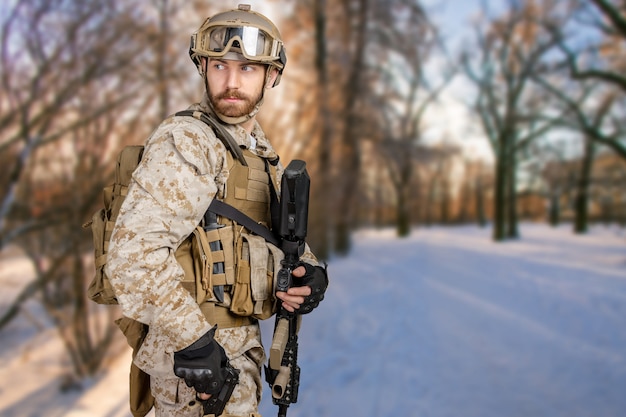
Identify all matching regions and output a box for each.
[426,0,483,45]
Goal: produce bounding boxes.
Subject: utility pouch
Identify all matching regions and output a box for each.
[188,225,236,306]
[231,233,281,320]
[231,233,254,316]
[115,316,154,417]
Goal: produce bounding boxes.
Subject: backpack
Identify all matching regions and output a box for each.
[83,110,251,305]
[84,145,144,304]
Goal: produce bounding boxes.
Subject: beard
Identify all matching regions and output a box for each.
[209,88,262,118]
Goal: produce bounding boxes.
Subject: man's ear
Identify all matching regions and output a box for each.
[266,68,279,89]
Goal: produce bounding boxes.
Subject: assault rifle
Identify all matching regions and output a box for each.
[265,160,310,417]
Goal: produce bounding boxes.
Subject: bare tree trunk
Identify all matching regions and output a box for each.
[312,0,331,259]
[156,0,170,121]
[493,141,508,241]
[440,174,451,224]
[574,136,595,233]
[375,164,385,228]
[474,172,488,227]
[506,146,520,238]
[548,192,560,226]
[396,192,410,236]
[334,0,368,255]
[396,164,411,237]
[425,173,437,226]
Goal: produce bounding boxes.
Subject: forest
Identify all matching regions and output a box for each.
[1,0,625,387]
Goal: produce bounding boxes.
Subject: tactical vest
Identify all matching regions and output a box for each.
[177,147,283,327]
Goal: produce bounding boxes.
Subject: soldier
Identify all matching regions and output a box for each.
[105,4,328,417]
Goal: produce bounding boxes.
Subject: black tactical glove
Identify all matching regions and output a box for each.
[293,262,328,314]
[173,326,229,396]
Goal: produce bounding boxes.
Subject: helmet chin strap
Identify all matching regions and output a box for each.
[204,66,274,126]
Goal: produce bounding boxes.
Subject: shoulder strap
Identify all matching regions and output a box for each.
[265,159,281,237]
[174,110,247,166]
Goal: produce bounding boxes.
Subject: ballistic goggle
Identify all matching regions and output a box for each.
[193,24,284,63]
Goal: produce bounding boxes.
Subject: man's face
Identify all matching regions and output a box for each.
[205,58,267,118]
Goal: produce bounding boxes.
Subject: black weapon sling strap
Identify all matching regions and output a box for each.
[175,110,247,167]
[208,199,280,247]
[175,110,280,247]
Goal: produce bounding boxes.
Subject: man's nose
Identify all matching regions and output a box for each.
[226,68,241,89]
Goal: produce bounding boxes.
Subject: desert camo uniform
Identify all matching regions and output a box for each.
[105,93,318,417]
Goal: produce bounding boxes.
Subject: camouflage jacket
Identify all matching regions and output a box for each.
[105,94,315,375]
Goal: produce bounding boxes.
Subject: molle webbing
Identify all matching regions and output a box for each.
[228,150,272,224]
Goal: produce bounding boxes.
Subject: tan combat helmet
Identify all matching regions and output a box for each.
[189,4,287,87]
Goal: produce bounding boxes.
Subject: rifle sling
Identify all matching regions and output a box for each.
[208,199,280,247]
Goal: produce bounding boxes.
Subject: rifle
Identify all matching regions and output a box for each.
[265,160,310,417]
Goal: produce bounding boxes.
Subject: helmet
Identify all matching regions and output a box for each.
[189,4,287,87]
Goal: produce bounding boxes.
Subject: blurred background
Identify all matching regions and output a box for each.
[1,0,625,405]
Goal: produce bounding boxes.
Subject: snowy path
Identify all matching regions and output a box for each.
[1,224,625,417]
[259,225,626,417]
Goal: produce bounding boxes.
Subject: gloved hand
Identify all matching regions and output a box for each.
[173,326,229,396]
[293,262,328,314]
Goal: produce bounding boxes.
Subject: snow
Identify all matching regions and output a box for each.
[1,223,625,417]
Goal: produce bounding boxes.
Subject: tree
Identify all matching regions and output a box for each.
[0,0,164,382]
[333,0,369,254]
[364,0,452,236]
[461,0,562,241]
[534,0,626,231]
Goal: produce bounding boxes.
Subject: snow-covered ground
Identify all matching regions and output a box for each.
[1,223,625,417]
